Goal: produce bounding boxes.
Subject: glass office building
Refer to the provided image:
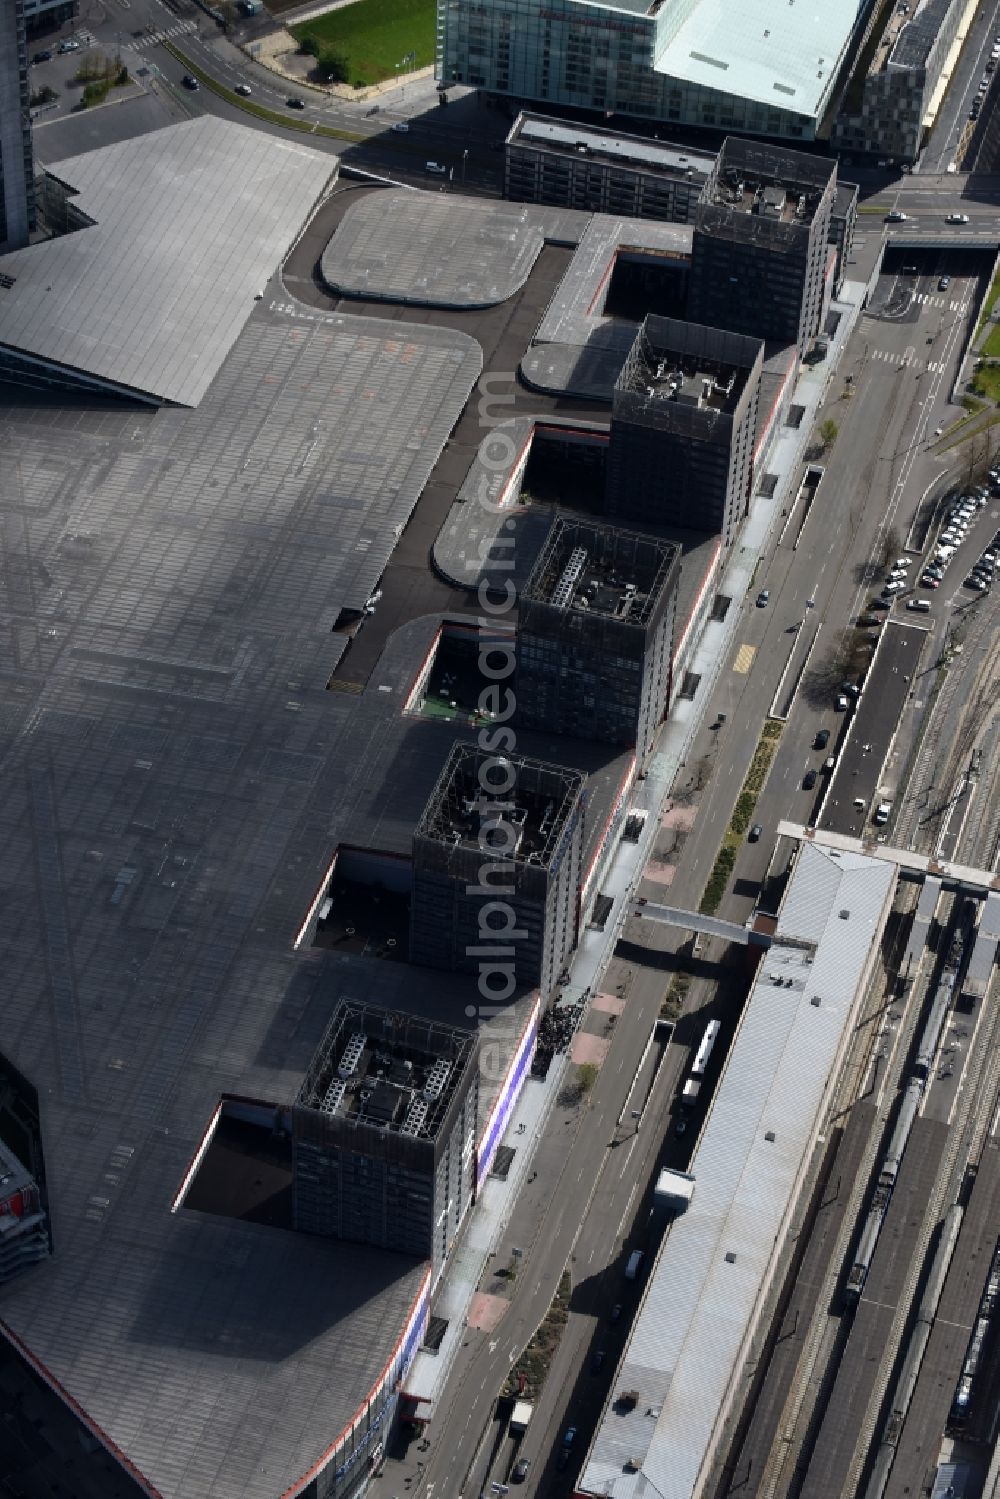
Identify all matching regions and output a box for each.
[438,0,874,142]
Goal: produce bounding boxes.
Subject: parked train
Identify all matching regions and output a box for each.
[950,1237,1000,1427]
[843,904,975,1309]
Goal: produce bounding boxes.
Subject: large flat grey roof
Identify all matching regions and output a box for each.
[579,842,896,1499]
[655,0,864,119]
[0,186,649,1494]
[0,295,490,1498]
[0,118,336,406]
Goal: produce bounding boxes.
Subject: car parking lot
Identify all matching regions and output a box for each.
[914,474,997,602]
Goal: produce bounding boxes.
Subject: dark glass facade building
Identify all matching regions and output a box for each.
[516,516,680,761]
[410,744,585,999]
[686,137,837,355]
[293,1001,479,1278]
[0,0,35,251]
[606,314,764,543]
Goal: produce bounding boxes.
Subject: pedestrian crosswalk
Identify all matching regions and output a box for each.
[867,347,949,374]
[131,19,198,49]
[863,347,953,374]
[911,294,970,313]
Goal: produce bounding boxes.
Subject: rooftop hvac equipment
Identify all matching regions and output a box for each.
[423,1059,452,1102]
[402,1097,430,1136]
[320,1079,347,1117]
[551,547,588,609]
[338,1032,366,1080]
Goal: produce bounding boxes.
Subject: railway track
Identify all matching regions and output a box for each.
[894,600,999,851]
[840,982,1000,1497]
[755,899,951,1499]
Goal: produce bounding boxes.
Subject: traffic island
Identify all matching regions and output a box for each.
[699,720,783,915]
[504,1268,572,1401]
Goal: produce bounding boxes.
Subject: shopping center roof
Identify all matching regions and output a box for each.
[0,117,334,406]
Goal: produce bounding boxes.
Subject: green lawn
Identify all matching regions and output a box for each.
[982,322,1000,359]
[976,271,1000,335]
[291,0,436,87]
[971,362,1000,403]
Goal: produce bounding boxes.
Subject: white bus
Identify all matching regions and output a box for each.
[691,1020,720,1079]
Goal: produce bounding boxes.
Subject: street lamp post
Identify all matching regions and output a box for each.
[461,147,468,185]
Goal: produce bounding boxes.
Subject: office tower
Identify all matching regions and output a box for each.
[517,517,681,760]
[505,112,713,223]
[606,314,764,542]
[0,0,35,251]
[293,1001,479,1276]
[410,743,585,998]
[687,137,837,354]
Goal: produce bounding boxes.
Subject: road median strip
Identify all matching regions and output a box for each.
[503,1267,572,1402]
[699,720,783,916]
[162,42,365,141]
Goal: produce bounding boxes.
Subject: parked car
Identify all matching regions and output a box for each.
[906,598,931,611]
[591,1350,607,1373]
[871,597,891,610]
[835,694,849,711]
[803,769,818,790]
[32,48,53,62]
[57,38,80,52]
[610,1303,622,1323]
[756,588,769,607]
[859,614,879,627]
[425,160,446,173]
[815,728,830,749]
[391,121,410,132]
[921,575,940,588]
[563,1427,578,1449]
[874,800,892,825]
[893,557,912,569]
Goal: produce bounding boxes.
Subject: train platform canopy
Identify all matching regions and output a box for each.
[578,842,896,1499]
[0,117,335,407]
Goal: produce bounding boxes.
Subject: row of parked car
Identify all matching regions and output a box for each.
[927,480,995,594]
[970,34,1000,122]
[965,528,999,593]
[870,556,932,614]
